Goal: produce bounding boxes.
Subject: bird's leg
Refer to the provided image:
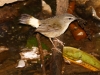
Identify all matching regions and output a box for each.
[53,38,64,47]
[49,38,62,53]
[49,38,56,48]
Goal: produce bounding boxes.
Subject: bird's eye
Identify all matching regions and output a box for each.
[68,18,72,20]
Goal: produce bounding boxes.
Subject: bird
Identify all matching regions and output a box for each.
[19,13,77,52]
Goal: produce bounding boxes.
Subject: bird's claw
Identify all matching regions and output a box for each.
[51,48,62,53]
[53,38,65,47]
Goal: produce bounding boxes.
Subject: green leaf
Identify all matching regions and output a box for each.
[26,36,49,50]
[26,37,38,48]
[63,46,100,70]
[41,43,49,50]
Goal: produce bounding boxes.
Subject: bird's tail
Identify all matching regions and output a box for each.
[19,14,40,28]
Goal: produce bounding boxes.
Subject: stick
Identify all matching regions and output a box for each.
[50,0,69,75]
[36,33,46,75]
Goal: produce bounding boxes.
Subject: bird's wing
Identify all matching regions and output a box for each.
[36,22,61,32]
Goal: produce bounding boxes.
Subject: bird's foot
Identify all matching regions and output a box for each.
[51,47,62,53]
[53,38,65,47]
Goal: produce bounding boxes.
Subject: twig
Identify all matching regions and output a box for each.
[50,0,69,75]
[36,33,46,75]
[50,38,63,75]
